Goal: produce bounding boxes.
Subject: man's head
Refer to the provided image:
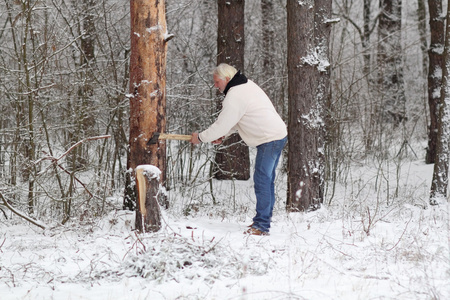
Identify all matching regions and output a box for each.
[213,63,237,93]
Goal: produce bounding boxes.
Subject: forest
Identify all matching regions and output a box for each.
[0,1,449,299]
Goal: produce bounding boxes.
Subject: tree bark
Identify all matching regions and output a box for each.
[377,0,407,125]
[430,2,450,204]
[214,0,250,180]
[126,0,168,213]
[426,0,445,164]
[286,0,331,211]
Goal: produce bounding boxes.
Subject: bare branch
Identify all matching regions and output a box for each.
[0,192,47,230]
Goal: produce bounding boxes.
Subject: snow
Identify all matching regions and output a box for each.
[301,47,330,72]
[146,25,163,34]
[136,165,161,180]
[1,160,449,300]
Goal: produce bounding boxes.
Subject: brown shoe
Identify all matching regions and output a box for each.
[244,227,269,236]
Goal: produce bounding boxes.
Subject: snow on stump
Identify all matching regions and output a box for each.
[135,165,162,233]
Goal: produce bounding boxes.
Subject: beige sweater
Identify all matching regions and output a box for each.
[199,80,287,147]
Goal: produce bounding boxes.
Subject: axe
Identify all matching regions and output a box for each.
[147,132,192,145]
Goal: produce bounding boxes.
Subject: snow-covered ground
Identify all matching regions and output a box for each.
[1,159,449,300]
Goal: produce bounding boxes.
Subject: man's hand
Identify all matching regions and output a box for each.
[212,136,224,145]
[191,132,201,145]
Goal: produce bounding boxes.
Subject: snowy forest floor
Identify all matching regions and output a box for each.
[0,157,449,300]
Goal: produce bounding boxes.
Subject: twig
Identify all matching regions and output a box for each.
[35,135,111,174]
[386,214,413,251]
[0,237,5,253]
[0,192,47,230]
[35,135,111,198]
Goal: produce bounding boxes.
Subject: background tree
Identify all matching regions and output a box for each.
[377,0,407,125]
[430,2,450,204]
[286,0,331,211]
[261,0,276,102]
[214,0,250,181]
[426,0,445,163]
[66,0,97,173]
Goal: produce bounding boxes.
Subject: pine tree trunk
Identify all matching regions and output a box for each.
[214,0,250,180]
[286,0,331,211]
[426,0,445,164]
[430,3,450,204]
[377,0,407,125]
[126,0,168,215]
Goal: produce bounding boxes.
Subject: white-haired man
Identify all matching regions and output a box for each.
[191,63,287,236]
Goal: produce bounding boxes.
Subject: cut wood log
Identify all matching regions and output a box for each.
[135,165,162,232]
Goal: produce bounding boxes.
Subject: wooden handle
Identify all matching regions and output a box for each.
[158,133,192,141]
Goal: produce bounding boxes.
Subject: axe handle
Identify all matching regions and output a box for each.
[159,133,192,141]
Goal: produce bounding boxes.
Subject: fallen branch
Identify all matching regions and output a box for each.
[0,192,47,230]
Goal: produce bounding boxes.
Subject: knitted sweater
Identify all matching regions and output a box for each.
[199,75,287,147]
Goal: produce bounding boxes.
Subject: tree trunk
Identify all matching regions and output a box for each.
[417,0,428,77]
[135,165,162,232]
[126,0,169,216]
[214,0,250,180]
[377,0,407,125]
[362,0,372,77]
[261,0,276,102]
[286,0,331,211]
[430,2,450,204]
[66,0,97,173]
[426,0,445,164]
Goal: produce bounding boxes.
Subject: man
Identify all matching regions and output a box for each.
[191,63,287,236]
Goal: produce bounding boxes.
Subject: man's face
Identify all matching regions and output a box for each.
[213,74,229,93]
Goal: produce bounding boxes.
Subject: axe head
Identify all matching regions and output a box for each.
[147,132,160,145]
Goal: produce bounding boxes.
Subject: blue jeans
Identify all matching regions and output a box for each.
[252,136,287,233]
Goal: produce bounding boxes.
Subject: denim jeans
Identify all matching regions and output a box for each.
[252,136,287,233]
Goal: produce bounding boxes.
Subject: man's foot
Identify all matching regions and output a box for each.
[244,227,269,236]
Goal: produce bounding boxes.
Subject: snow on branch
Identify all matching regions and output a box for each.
[324,18,340,25]
[0,192,47,230]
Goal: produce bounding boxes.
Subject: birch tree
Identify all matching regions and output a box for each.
[430,2,450,204]
[286,0,332,211]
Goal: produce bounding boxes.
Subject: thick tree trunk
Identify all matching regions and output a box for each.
[426,0,445,164]
[377,0,407,125]
[214,0,250,180]
[430,3,450,204]
[286,0,331,211]
[125,0,168,216]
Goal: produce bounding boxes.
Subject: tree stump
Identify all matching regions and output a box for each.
[135,165,162,233]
